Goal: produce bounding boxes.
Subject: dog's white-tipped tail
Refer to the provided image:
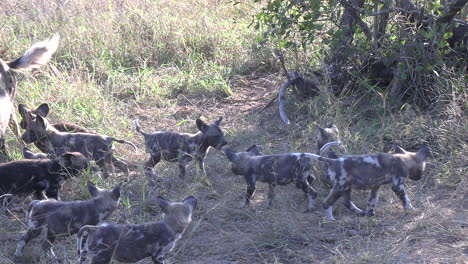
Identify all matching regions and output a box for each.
[8,34,60,70]
[319,141,342,156]
[133,119,149,137]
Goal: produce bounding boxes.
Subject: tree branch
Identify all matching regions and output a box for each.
[339,0,372,42]
[436,0,468,24]
[278,79,293,125]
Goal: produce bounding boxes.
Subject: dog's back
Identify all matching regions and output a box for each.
[247,154,311,185]
[0,159,54,196]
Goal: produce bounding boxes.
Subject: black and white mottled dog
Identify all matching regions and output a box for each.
[303,144,429,220]
[134,118,227,179]
[14,181,122,259]
[0,152,91,200]
[77,195,197,264]
[225,145,321,211]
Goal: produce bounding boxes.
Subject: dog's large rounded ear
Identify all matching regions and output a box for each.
[156,196,171,213]
[224,148,236,161]
[87,181,99,197]
[183,195,198,210]
[317,126,327,137]
[246,144,261,155]
[36,115,47,128]
[416,144,429,162]
[112,182,123,200]
[393,144,407,154]
[36,103,50,117]
[214,117,223,126]
[196,119,209,133]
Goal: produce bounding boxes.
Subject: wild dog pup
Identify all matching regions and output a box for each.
[21,114,137,178]
[225,145,317,211]
[303,144,429,220]
[0,152,91,200]
[77,195,197,264]
[14,181,122,259]
[316,124,346,186]
[0,35,59,156]
[19,103,90,153]
[133,118,227,179]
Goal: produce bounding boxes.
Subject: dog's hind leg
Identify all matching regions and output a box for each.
[14,227,43,257]
[322,186,346,220]
[342,189,364,215]
[43,233,58,262]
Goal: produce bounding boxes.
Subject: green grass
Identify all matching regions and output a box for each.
[1,0,467,263]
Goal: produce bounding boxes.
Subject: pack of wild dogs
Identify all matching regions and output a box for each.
[0,36,430,263]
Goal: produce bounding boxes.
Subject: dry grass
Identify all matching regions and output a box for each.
[1,0,467,263]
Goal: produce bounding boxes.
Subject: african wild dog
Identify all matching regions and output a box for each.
[19,103,90,153]
[77,195,197,264]
[21,114,137,178]
[316,124,346,186]
[0,152,91,200]
[303,144,430,220]
[225,145,323,212]
[0,35,59,157]
[133,118,227,179]
[14,181,122,260]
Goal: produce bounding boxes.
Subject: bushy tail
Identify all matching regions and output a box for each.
[113,138,138,151]
[319,141,342,156]
[77,225,97,262]
[133,120,149,137]
[7,34,59,70]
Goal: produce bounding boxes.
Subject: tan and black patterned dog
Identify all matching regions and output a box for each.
[134,118,227,179]
[303,144,429,220]
[0,152,91,200]
[14,181,122,260]
[19,103,90,153]
[225,145,320,211]
[77,195,197,264]
[21,114,137,178]
[0,35,59,157]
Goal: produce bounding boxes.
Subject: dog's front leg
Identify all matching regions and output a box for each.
[195,155,206,177]
[391,181,413,210]
[244,175,256,207]
[178,155,192,178]
[267,183,276,208]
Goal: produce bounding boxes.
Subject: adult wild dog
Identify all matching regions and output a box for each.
[0,35,59,156]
